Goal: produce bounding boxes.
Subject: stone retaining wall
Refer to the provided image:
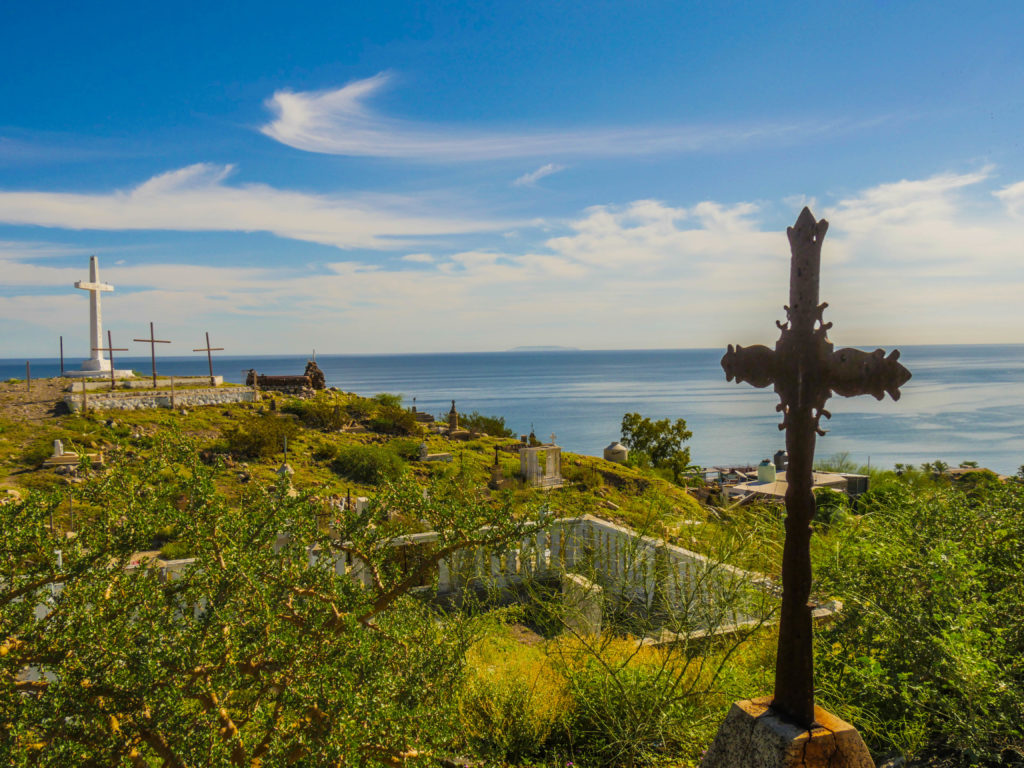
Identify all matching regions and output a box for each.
[65,376,224,392]
[64,387,257,412]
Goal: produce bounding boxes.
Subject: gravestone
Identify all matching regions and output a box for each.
[702,208,910,768]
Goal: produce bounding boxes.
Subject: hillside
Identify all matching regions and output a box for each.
[0,378,709,556]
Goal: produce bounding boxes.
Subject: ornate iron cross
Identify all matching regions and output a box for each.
[721,207,911,728]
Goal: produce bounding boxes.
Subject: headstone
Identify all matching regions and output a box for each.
[561,572,603,636]
[418,442,429,461]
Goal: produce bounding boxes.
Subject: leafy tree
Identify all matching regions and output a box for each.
[620,413,692,481]
[459,411,515,438]
[959,460,979,468]
[0,432,542,766]
[920,459,949,476]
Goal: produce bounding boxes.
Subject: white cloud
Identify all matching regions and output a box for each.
[512,163,566,187]
[401,252,434,263]
[261,73,837,161]
[994,179,1024,217]
[2,168,1022,354]
[0,163,507,250]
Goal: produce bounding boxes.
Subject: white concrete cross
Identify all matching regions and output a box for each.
[74,256,114,372]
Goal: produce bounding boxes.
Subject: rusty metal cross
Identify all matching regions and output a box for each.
[192,331,224,387]
[721,207,911,728]
[92,330,128,391]
[133,322,171,388]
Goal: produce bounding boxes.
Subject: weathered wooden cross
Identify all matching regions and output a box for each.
[721,207,911,728]
[133,322,171,388]
[192,331,223,387]
[92,330,128,391]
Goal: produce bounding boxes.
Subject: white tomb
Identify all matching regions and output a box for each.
[65,256,133,379]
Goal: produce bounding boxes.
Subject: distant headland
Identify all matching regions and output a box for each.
[505,345,580,352]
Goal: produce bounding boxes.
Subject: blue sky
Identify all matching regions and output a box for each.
[2,1,1023,356]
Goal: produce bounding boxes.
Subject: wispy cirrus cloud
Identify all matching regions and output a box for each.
[0,163,508,250]
[512,163,566,187]
[260,72,841,161]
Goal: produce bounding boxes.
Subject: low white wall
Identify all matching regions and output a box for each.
[64,386,256,412]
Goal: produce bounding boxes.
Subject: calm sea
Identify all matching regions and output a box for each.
[4,345,1023,474]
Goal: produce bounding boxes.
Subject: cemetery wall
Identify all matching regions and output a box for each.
[66,376,224,391]
[63,387,257,412]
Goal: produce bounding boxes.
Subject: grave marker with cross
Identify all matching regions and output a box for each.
[93,330,128,391]
[721,207,911,728]
[133,322,171,388]
[192,331,223,387]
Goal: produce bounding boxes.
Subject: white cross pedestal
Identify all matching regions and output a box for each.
[65,256,134,379]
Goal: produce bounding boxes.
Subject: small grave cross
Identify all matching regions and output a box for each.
[192,331,224,387]
[133,322,171,388]
[93,330,128,391]
[721,207,911,728]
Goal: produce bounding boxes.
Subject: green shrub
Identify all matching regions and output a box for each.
[158,540,192,560]
[369,405,418,436]
[373,392,403,409]
[460,411,515,438]
[283,394,347,430]
[389,439,422,461]
[459,631,568,762]
[813,487,849,527]
[546,637,712,767]
[332,444,405,484]
[220,414,299,459]
[21,440,57,467]
[815,482,1024,762]
[344,397,375,421]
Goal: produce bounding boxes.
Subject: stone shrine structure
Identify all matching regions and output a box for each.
[519,439,563,488]
[66,256,133,379]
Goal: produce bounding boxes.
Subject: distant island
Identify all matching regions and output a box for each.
[505,345,580,352]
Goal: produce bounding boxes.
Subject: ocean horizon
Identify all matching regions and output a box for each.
[4,343,1023,475]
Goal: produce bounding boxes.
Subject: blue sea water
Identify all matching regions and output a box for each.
[4,345,1023,474]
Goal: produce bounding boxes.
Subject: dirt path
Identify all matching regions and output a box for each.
[0,378,70,424]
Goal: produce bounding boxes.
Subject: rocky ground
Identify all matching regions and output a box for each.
[0,378,69,423]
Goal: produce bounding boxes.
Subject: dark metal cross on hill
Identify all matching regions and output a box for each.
[192,331,224,387]
[134,322,171,388]
[721,207,911,728]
